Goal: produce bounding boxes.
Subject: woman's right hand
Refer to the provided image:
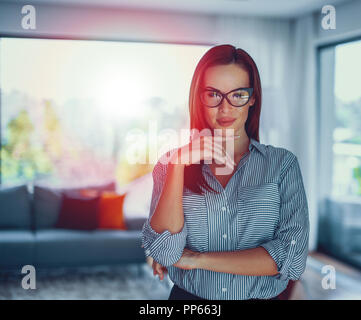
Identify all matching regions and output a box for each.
[171,135,236,170]
[152,259,168,281]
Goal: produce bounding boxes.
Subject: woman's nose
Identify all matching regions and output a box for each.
[219,98,233,112]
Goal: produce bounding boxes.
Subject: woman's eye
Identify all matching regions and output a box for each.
[208,91,219,98]
[233,93,248,99]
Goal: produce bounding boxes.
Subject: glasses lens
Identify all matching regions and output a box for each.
[200,90,222,107]
[228,89,250,106]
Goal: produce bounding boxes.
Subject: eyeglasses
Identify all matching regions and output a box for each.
[200,86,254,108]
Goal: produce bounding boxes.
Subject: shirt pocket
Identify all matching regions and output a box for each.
[182,192,209,252]
[236,182,280,249]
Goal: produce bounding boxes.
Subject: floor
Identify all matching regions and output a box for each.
[289,251,361,300]
[1,252,360,300]
[0,262,172,300]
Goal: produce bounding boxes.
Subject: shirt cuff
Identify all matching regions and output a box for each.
[260,238,298,281]
[141,218,187,267]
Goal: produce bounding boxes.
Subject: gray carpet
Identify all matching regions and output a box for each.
[0,263,173,300]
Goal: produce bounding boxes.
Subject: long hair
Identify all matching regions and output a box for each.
[184,44,262,195]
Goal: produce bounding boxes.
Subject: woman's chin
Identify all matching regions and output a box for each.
[213,126,240,136]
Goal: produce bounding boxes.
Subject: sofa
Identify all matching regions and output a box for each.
[0,175,153,272]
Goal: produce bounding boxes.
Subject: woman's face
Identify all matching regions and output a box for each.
[201,63,255,136]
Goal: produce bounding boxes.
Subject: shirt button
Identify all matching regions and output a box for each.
[291,240,296,245]
[222,234,227,239]
[221,206,226,211]
[222,287,227,292]
[145,249,151,255]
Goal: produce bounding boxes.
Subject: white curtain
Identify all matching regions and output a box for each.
[210,14,318,251]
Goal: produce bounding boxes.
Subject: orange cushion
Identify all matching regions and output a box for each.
[97,192,127,230]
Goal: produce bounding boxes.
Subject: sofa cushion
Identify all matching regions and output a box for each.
[33,181,116,229]
[98,192,127,230]
[34,229,145,267]
[0,185,32,229]
[0,230,35,268]
[56,193,100,230]
[33,185,63,230]
[124,216,147,231]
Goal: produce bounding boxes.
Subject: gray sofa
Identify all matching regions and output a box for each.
[0,177,152,272]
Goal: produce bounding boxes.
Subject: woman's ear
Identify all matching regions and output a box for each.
[249,96,256,107]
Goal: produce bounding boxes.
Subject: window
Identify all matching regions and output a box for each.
[333,39,361,197]
[318,38,361,269]
[0,38,210,188]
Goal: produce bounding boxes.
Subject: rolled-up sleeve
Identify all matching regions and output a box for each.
[141,151,188,267]
[260,153,310,281]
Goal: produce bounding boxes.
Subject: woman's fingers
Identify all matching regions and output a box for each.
[212,138,237,169]
[203,137,236,169]
[155,262,163,279]
[162,265,168,275]
[202,147,236,171]
[152,260,161,277]
[152,261,167,280]
[185,135,237,170]
[156,264,164,280]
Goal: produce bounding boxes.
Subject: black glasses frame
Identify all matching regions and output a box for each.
[200,87,254,108]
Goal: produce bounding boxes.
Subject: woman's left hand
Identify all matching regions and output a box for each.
[173,248,202,270]
[152,248,202,279]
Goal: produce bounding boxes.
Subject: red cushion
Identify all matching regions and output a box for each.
[55,192,100,230]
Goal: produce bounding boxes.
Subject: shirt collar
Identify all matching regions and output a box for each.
[249,137,266,157]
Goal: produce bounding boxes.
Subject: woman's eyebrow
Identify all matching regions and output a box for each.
[204,86,245,92]
[205,86,219,90]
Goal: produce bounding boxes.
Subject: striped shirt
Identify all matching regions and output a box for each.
[141,137,310,300]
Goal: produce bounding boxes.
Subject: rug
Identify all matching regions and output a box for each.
[0,263,173,300]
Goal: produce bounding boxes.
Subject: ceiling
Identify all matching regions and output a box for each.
[6,0,352,18]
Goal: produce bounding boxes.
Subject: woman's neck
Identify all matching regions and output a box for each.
[220,131,250,158]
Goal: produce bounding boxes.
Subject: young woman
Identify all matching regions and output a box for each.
[141,44,309,300]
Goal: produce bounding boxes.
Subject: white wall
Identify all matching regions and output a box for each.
[315,0,361,41]
[0,1,215,43]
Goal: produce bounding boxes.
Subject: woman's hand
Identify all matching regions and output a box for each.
[152,248,202,280]
[152,260,168,281]
[172,248,202,270]
[171,135,236,170]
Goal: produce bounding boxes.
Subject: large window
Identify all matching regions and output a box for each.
[0,38,210,188]
[318,38,361,269]
[333,39,361,197]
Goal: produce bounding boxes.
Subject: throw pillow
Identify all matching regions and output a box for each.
[98,192,127,230]
[0,184,32,229]
[55,193,100,230]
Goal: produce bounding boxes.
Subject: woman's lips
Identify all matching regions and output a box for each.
[217,118,236,126]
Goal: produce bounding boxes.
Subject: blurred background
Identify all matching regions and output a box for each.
[0,0,360,300]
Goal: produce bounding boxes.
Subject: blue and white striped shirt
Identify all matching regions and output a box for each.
[141,137,309,300]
